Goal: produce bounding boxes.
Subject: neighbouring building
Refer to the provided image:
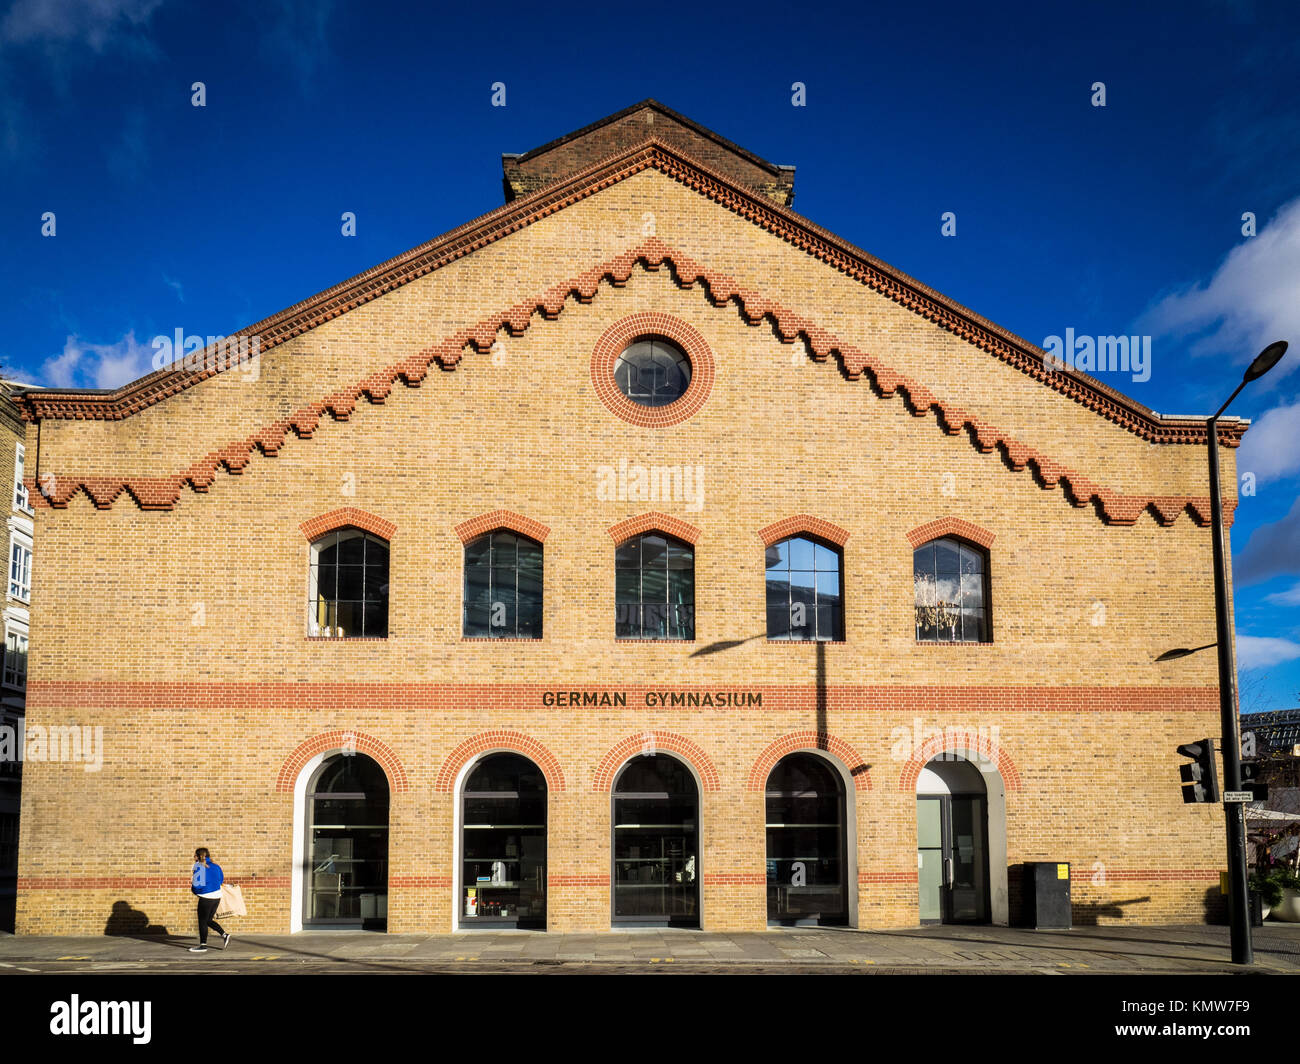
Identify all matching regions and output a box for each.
[1242,709,1300,757]
[0,377,33,931]
[13,101,1243,935]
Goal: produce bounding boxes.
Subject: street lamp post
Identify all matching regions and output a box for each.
[1205,340,1287,966]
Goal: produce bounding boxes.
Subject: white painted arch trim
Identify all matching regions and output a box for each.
[915,755,1008,926]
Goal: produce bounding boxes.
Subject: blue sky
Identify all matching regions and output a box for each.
[1,0,1298,708]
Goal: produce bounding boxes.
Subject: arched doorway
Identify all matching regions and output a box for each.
[460,753,547,929]
[916,756,991,924]
[612,754,699,927]
[304,753,390,930]
[765,753,847,926]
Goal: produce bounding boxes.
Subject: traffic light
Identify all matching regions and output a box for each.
[1240,761,1268,802]
[1177,739,1220,804]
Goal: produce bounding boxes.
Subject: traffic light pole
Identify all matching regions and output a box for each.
[1208,411,1252,965]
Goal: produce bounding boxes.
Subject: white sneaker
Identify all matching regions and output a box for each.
[221,933,231,950]
[189,946,208,953]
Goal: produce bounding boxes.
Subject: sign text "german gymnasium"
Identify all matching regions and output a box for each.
[541,690,763,707]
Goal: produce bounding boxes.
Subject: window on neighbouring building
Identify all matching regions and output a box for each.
[913,537,990,642]
[615,532,694,640]
[765,535,843,641]
[13,444,29,513]
[8,537,30,603]
[463,529,543,638]
[308,528,389,637]
[3,628,27,690]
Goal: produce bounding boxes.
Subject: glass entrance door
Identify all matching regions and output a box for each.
[612,755,699,927]
[917,795,988,924]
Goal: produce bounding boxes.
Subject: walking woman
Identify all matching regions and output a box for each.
[190,847,231,953]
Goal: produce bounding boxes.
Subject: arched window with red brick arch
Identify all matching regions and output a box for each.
[463,529,544,639]
[615,531,694,640]
[308,527,391,638]
[765,534,843,642]
[912,536,990,643]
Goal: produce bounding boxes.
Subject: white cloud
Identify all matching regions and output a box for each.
[1238,634,1300,670]
[1264,581,1300,607]
[262,0,334,90]
[1236,494,1300,585]
[0,0,165,52]
[43,331,155,390]
[1140,196,1300,379]
[1237,396,1300,482]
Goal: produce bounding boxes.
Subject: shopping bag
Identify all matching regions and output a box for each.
[215,882,247,919]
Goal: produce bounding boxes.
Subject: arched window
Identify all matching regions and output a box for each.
[766,754,847,926]
[463,530,543,638]
[913,537,989,642]
[305,753,390,929]
[765,535,843,641]
[460,753,547,929]
[309,528,390,637]
[612,754,699,927]
[615,532,694,640]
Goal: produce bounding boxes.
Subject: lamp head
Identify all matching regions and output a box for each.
[1244,340,1288,382]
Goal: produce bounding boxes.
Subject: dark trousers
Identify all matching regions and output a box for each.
[197,897,226,944]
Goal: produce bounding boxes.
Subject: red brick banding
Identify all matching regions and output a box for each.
[905,518,995,550]
[757,515,850,548]
[27,680,1221,714]
[18,868,1219,890]
[389,875,454,887]
[275,730,409,793]
[453,510,551,544]
[606,511,702,546]
[589,313,715,427]
[859,871,920,884]
[591,731,721,792]
[434,730,566,792]
[746,732,872,791]
[702,872,766,885]
[897,730,1022,792]
[17,875,291,889]
[299,507,396,541]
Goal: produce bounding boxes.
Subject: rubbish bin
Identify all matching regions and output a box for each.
[1023,862,1071,929]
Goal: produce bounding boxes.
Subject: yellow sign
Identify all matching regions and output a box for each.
[1057,864,1069,880]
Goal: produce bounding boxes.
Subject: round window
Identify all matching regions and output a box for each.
[613,338,692,407]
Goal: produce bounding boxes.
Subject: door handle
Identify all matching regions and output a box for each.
[944,857,954,887]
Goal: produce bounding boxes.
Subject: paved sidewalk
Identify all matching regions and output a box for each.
[3,923,1300,973]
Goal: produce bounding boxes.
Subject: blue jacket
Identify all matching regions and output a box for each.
[191,860,224,896]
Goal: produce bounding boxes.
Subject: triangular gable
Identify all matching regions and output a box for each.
[24,236,1231,527]
[12,125,1242,456]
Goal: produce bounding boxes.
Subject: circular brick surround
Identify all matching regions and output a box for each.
[590,313,715,427]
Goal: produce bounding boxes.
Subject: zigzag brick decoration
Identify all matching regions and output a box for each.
[23,238,1236,528]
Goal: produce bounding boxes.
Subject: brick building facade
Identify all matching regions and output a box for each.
[0,378,33,931]
[13,101,1241,935]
